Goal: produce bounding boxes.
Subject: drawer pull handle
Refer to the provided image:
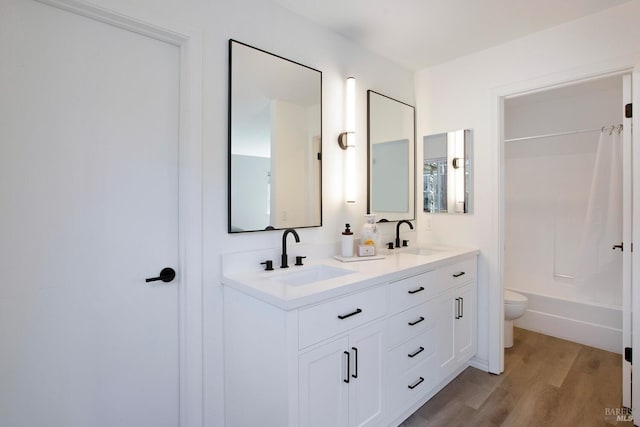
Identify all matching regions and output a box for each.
[455,297,461,319]
[408,377,424,390]
[343,351,350,383]
[408,286,425,294]
[460,297,464,318]
[408,346,424,358]
[408,316,425,326]
[338,308,362,320]
[352,347,358,379]
[453,271,465,278]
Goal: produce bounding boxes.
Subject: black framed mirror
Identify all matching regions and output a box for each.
[367,90,416,222]
[228,40,322,233]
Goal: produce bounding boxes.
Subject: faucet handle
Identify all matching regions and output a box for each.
[295,256,306,266]
[260,260,274,271]
[402,240,409,247]
[387,242,394,250]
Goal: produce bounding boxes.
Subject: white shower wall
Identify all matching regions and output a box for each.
[505,77,624,352]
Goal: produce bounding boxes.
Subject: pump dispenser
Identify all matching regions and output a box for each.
[341,223,354,257]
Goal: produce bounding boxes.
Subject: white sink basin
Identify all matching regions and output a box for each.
[271,265,356,286]
[401,247,444,256]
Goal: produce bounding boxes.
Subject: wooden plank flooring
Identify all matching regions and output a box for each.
[400,328,632,426]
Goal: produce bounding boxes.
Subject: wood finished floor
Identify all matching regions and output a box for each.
[400,328,632,427]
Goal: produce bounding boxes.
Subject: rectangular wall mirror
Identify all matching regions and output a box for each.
[367,90,415,222]
[423,129,473,214]
[228,40,322,233]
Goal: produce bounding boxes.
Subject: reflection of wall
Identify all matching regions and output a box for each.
[371,139,408,212]
[231,155,270,231]
[271,100,309,228]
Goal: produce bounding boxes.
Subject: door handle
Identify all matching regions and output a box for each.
[343,351,350,383]
[613,243,623,251]
[146,267,176,283]
[352,347,358,379]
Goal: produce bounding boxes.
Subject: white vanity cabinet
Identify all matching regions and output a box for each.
[299,320,385,427]
[222,249,477,427]
[223,283,387,427]
[436,258,478,382]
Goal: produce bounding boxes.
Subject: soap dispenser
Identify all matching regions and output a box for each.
[341,223,354,257]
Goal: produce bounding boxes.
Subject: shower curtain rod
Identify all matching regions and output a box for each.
[504,124,623,143]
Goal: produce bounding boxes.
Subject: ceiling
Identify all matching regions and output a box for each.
[272,0,630,70]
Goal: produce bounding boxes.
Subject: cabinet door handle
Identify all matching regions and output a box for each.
[453,271,465,278]
[352,347,358,379]
[460,297,464,318]
[343,351,350,383]
[455,298,460,319]
[408,316,425,326]
[408,346,424,358]
[408,286,425,294]
[408,377,425,390]
[338,308,362,320]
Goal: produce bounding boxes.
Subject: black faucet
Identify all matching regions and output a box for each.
[395,220,414,248]
[281,228,300,268]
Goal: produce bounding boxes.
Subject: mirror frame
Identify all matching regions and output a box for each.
[366,90,416,222]
[227,39,323,233]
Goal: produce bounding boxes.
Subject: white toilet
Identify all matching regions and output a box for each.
[504,289,528,348]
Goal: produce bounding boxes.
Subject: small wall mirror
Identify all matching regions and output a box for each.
[423,129,473,214]
[367,91,415,222]
[228,40,322,233]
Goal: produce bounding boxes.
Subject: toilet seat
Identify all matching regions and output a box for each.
[504,289,527,304]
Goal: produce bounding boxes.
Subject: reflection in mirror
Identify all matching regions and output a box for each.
[423,129,473,214]
[228,40,322,233]
[367,91,415,222]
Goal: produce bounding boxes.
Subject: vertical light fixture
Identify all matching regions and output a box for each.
[448,129,466,213]
[338,77,356,203]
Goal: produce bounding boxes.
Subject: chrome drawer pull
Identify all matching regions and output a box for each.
[408,286,425,294]
[338,308,362,320]
[408,377,424,389]
[408,346,424,358]
[453,271,465,278]
[408,316,425,326]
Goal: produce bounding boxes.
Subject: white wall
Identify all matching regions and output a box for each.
[505,78,623,307]
[65,0,414,425]
[415,1,640,372]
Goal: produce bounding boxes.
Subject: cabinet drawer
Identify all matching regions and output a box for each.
[388,352,437,414]
[388,270,438,313]
[299,286,386,349]
[439,257,476,289]
[388,328,437,379]
[387,299,437,349]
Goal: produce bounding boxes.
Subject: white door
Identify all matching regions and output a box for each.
[0,1,181,426]
[299,336,350,427]
[454,283,476,364]
[437,290,456,380]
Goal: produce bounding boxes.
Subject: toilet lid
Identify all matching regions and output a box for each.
[504,289,527,304]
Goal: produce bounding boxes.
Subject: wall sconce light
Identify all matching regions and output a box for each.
[447,129,466,213]
[338,77,356,203]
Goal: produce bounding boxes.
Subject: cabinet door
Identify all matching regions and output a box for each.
[299,336,350,427]
[455,283,476,364]
[436,289,457,381]
[348,322,385,427]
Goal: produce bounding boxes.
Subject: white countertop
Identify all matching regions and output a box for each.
[222,246,479,310]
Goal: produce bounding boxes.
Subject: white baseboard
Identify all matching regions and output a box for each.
[469,356,490,372]
[515,309,621,353]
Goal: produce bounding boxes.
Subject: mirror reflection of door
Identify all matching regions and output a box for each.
[228,40,322,233]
